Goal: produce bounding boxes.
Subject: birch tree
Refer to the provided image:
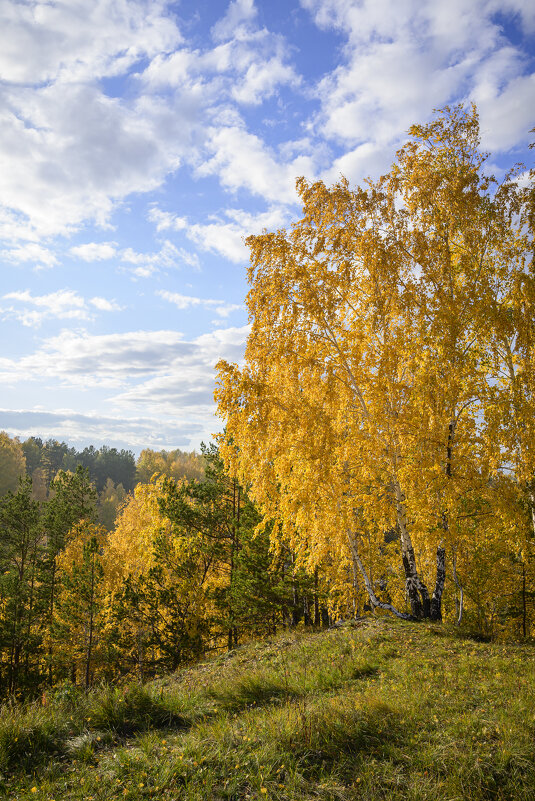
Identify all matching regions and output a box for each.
[216,105,534,622]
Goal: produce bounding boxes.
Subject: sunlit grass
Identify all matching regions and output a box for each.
[1,618,534,799]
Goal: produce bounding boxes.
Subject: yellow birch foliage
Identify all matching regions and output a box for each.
[105,475,171,589]
[216,105,534,623]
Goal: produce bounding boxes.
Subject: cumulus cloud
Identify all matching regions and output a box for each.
[211,0,258,43]
[147,205,290,263]
[0,0,299,248]
[197,126,316,204]
[302,0,535,155]
[0,0,181,85]
[1,0,533,251]
[1,289,121,327]
[1,243,59,269]
[90,296,122,312]
[147,207,188,232]
[0,80,196,239]
[70,242,118,261]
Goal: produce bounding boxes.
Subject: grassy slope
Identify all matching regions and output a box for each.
[1,618,534,800]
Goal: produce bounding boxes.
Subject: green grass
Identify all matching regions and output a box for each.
[1,618,534,799]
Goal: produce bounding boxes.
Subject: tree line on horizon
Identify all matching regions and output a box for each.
[0,432,205,526]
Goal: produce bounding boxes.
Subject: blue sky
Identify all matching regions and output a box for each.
[0,0,534,454]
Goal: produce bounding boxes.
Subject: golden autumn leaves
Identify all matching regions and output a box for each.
[215,105,535,627]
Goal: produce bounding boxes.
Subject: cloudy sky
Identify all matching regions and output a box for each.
[1,0,534,453]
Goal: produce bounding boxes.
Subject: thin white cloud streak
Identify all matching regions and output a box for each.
[119,241,200,277]
[0,325,247,447]
[158,290,242,318]
[0,408,202,452]
[68,239,199,276]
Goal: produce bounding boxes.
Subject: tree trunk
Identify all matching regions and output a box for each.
[522,561,527,638]
[347,532,415,621]
[452,551,463,625]
[85,556,95,690]
[313,568,320,626]
[430,547,446,621]
[394,484,430,618]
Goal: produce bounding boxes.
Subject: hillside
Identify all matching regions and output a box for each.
[1,618,534,800]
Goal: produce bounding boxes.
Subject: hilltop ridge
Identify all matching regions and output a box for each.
[1,618,534,800]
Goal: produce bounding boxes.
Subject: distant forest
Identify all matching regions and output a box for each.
[0,431,205,529]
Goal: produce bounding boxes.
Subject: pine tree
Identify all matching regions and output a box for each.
[0,477,43,695]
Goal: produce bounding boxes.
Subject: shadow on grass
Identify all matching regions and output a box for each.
[208,672,297,711]
[0,684,190,775]
[87,684,189,736]
[0,712,64,774]
[279,699,408,779]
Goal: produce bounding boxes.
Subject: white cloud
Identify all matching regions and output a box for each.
[321,141,389,185]
[1,68,208,247]
[302,0,535,155]
[141,5,299,104]
[0,407,202,452]
[211,0,258,43]
[110,325,250,416]
[489,0,535,33]
[158,289,241,317]
[186,206,290,262]
[0,0,181,85]
[119,240,199,277]
[1,242,59,269]
[0,81,197,239]
[90,296,122,312]
[147,207,187,232]
[0,327,249,426]
[232,56,299,105]
[147,205,289,263]
[0,0,304,246]
[185,220,249,263]
[70,242,118,261]
[475,72,535,151]
[198,126,316,204]
[1,288,120,327]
